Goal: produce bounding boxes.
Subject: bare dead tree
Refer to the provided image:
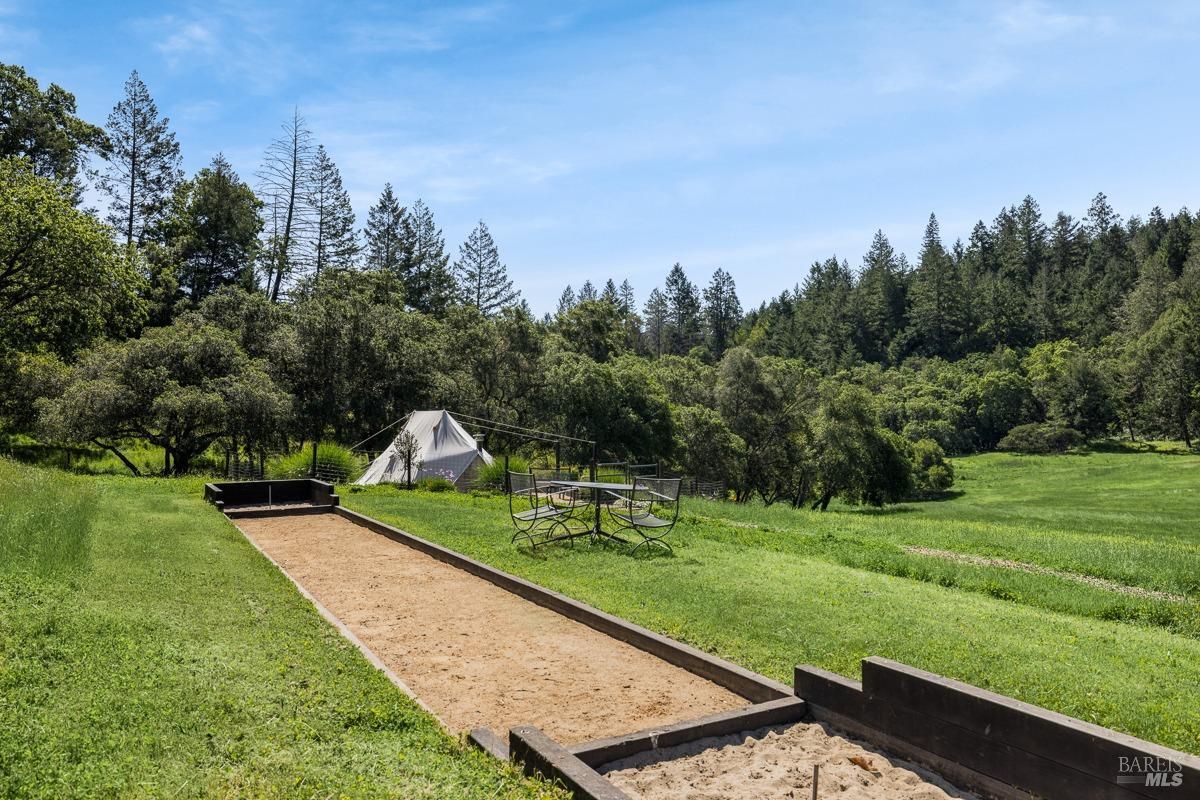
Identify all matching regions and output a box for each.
[257,108,315,302]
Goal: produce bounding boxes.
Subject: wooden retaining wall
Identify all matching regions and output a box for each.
[796,658,1199,800]
[203,478,339,512]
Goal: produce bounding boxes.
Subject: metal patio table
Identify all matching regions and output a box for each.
[539,479,632,543]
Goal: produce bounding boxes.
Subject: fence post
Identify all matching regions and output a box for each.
[504,453,510,493]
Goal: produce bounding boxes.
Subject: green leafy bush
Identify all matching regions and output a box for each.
[909,438,956,497]
[997,423,1085,454]
[267,442,365,483]
[414,475,456,492]
[475,456,529,489]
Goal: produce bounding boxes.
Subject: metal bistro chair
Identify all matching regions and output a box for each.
[533,468,590,520]
[508,471,574,548]
[608,477,682,555]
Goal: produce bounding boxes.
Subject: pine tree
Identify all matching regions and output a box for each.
[601,279,619,305]
[1072,193,1136,344]
[852,230,906,362]
[363,183,407,274]
[556,285,576,316]
[167,154,263,302]
[307,145,357,278]
[1130,206,1168,267]
[907,214,968,358]
[798,256,856,370]
[618,279,636,314]
[1121,251,1174,336]
[258,109,315,302]
[703,268,742,358]
[100,70,182,247]
[402,199,454,315]
[1031,212,1082,341]
[664,263,701,355]
[1012,196,1048,285]
[577,280,598,302]
[453,219,519,315]
[642,287,669,357]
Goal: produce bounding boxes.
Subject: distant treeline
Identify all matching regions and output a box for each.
[2,62,1198,507]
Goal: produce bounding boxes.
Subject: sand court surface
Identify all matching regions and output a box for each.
[235,513,749,743]
[602,722,978,800]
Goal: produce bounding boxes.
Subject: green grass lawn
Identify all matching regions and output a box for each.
[344,448,1200,755]
[0,459,563,799]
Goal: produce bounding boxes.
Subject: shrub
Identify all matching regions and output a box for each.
[474,456,529,489]
[997,423,1085,454]
[267,442,365,483]
[414,475,456,492]
[909,438,955,497]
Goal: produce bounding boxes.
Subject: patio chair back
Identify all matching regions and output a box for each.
[607,476,682,554]
[631,477,682,520]
[595,461,630,484]
[508,470,579,547]
[532,468,586,510]
[508,470,540,517]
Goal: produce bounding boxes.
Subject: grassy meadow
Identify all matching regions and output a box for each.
[0,459,563,799]
[344,447,1200,754]
[2,447,1197,800]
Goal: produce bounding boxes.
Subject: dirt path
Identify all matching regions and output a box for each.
[236,514,748,743]
[903,546,1190,602]
[603,722,978,800]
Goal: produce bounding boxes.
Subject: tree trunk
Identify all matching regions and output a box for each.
[163,446,171,476]
[126,148,137,247]
[93,439,141,477]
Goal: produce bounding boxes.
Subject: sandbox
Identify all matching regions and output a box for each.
[236,513,748,743]
[601,721,977,800]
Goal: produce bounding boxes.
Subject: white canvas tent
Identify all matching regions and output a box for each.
[356,410,493,488]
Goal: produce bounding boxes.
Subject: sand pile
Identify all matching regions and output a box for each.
[603,722,978,800]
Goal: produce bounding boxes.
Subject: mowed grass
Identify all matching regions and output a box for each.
[0,460,563,799]
[344,449,1200,755]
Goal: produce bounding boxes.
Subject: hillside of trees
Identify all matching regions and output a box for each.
[3,63,1198,508]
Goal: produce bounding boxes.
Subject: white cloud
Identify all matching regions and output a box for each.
[866,1,1110,99]
[341,2,507,54]
[132,4,294,92]
[154,19,217,62]
[996,0,1111,44]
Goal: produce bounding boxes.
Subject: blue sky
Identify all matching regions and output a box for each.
[3,1,1199,313]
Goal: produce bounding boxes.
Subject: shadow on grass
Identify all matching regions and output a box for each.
[1087,440,1196,456]
[911,490,966,503]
